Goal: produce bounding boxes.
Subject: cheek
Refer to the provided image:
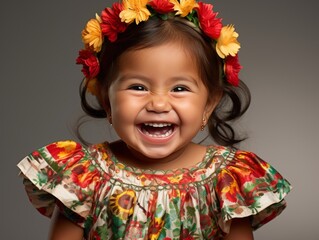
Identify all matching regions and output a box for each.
[180,94,209,111]
[110,96,126,117]
[175,99,207,123]
[109,94,140,121]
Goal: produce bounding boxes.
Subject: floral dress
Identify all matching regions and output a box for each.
[17,140,291,239]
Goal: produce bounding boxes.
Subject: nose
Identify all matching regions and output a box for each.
[145,92,172,113]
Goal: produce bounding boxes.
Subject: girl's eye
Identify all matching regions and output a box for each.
[172,86,189,92]
[128,85,147,91]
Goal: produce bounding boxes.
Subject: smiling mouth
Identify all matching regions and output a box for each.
[139,123,175,138]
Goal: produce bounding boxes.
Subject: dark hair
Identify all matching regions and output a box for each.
[79,16,251,146]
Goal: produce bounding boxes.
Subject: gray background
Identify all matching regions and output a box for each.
[1,0,318,239]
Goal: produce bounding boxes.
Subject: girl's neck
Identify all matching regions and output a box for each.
[109,140,207,171]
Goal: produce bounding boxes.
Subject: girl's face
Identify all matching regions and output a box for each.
[107,42,218,163]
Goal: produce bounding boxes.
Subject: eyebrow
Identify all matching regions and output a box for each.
[116,74,150,82]
[116,73,200,87]
[170,76,200,87]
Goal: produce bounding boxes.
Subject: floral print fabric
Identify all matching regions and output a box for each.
[17,140,291,239]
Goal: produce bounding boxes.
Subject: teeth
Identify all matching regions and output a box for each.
[144,123,172,127]
[141,123,174,138]
[143,129,173,138]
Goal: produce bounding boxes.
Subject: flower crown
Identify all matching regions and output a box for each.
[76,0,242,95]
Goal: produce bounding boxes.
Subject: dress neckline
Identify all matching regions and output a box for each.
[100,141,219,175]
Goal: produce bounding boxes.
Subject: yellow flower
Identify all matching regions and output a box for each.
[216,25,240,59]
[171,0,199,17]
[109,189,137,220]
[168,174,183,183]
[56,141,78,159]
[116,162,126,170]
[120,0,151,24]
[149,217,165,240]
[86,78,98,96]
[81,15,103,52]
[56,140,77,150]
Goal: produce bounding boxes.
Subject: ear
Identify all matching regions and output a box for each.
[103,102,112,124]
[105,105,112,125]
[203,90,223,121]
[99,91,112,122]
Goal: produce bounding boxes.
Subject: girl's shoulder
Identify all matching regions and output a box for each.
[17,140,110,220]
[17,140,111,173]
[205,144,287,180]
[208,145,292,231]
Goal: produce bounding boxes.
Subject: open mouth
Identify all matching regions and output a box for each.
[139,123,175,138]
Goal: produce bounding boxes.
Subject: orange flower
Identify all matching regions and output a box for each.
[85,78,98,95]
[81,16,103,52]
[120,0,151,24]
[171,0,198,17]
[216,25,240,59]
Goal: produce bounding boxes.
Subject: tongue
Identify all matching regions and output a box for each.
[142,125,172,135]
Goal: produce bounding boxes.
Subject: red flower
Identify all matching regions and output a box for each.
[149,0,174,14]
[224,55,242,86]
[234,151,267,179]
[46,168,54,178]
[31,150,42,161]
[216,170,240,203]
[37,207,47,216]
[92,230,102,240]
[126,220,144,238]
[200,214,212,227]
[100,2,128,42]
[197,2,222,39]
[76,49,100,78]
[71,161,100,188]
[182,229,195,240]
[46,141,84,167]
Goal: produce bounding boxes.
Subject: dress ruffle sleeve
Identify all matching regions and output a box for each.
[17,140,105,229]
[215,150,291,233]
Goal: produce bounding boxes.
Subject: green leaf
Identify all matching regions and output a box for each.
[173,228,181,237]
[88,165,96,171]
[37,172,48,186]
[186,206,195,217]
[160,14,169,21]
[155,204,164,218]
[164,213,171,229]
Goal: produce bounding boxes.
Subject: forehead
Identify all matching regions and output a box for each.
[124,40,200,64]
[117,42,199,75]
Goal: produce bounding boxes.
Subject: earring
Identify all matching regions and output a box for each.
[108,115,112,126]
[200,118,206,131]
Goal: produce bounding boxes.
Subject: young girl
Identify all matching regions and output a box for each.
[17,0,291,239]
